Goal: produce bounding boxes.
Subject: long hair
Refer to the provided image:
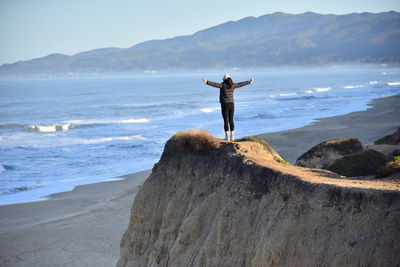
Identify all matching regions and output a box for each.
[224,77,234,88]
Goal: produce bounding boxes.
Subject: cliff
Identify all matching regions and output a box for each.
[117,131,400,267]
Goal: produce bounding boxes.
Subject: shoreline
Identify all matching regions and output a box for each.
[0,94,399,266]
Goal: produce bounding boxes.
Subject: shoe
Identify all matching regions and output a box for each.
[230,137,235,141]
[224,138,229,141]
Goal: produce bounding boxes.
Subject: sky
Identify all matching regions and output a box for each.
[0,0,399,65]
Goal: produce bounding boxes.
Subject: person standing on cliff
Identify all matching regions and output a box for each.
[203,74,254,141]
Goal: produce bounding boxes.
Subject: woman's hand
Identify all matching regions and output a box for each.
[203,78,207,84]
[250,78,254,83]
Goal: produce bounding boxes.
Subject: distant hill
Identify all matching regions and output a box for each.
[1,11,399,77]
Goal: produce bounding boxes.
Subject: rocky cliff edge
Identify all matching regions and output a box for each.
[117,131,400,267]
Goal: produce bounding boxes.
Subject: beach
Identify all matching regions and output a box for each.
[0,170,150,267]
[0,95,399,267]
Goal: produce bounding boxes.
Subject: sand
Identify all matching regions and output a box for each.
[0,95,399,267]
[0,170,150,267]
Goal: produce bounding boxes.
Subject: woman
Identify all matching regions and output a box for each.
[203,74,254,141]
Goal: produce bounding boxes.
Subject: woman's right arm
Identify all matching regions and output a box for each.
[203,78,222,88]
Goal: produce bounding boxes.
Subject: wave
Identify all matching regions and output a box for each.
[237,113,275,120]
[64,118,150,126]
[343,85,364,89]
[27,118,150,133]
[17,146,37,150]
[1,164,14,171]
[387,82,400,86]
[369,81,378,85]
[116,118,150,123]
[200,107,221,113]
[7,186,32,193]
[303,87,331,94]
[0,123,24,130]
[313,87,331,92]
[28,124,71,132]
[278,95,317,101]
[4,181,45,194]
[43,133,65,137]
[279,93,297,97]
[78,135,146,145]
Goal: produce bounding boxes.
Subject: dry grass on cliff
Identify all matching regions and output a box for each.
[172,129,221,152]
[237,136,290,165]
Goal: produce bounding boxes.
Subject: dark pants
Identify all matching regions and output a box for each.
[221,102,234,131]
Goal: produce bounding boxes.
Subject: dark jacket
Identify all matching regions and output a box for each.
[206,80,251,103]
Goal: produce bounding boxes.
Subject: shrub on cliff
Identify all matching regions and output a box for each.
[169,130,221,153]
[237,136,290,165]
[327,149,387,177]
[376,156,400,178]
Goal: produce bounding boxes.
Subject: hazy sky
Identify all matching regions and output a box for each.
[0,0,399,65]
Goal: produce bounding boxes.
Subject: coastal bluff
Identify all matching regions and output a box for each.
[117,131,400,267]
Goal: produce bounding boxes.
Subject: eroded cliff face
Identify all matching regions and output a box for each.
[117,134,400,267]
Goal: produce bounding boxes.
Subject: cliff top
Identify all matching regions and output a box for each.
[168,130,400,192]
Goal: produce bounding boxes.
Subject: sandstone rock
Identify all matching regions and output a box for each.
[117,132,400,267]
[296,138,363,168]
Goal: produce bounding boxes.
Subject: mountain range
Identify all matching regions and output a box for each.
[1,11,399,77]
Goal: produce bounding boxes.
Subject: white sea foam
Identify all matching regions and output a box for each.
[0,165,5,173]
[382,72,387,75]
[269,94,277,98]
[343,85,364,89]
[59,177,87,183]
[279,93,297,97]
[387,82,400,86]
[79,135,146,144]
[200,107,221,113]
[29,118,149,133]
[118,135,146,141]
[313,87,331,92]
[303,87,331,94]
[369,81,378,85]
[82,137,113,144]
[0,136,3,142]
[28,124,71,132]
[117,118,149,123]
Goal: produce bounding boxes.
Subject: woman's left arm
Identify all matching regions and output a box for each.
[235,78,254,88]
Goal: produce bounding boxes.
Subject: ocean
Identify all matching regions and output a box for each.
[0,66,399,205]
